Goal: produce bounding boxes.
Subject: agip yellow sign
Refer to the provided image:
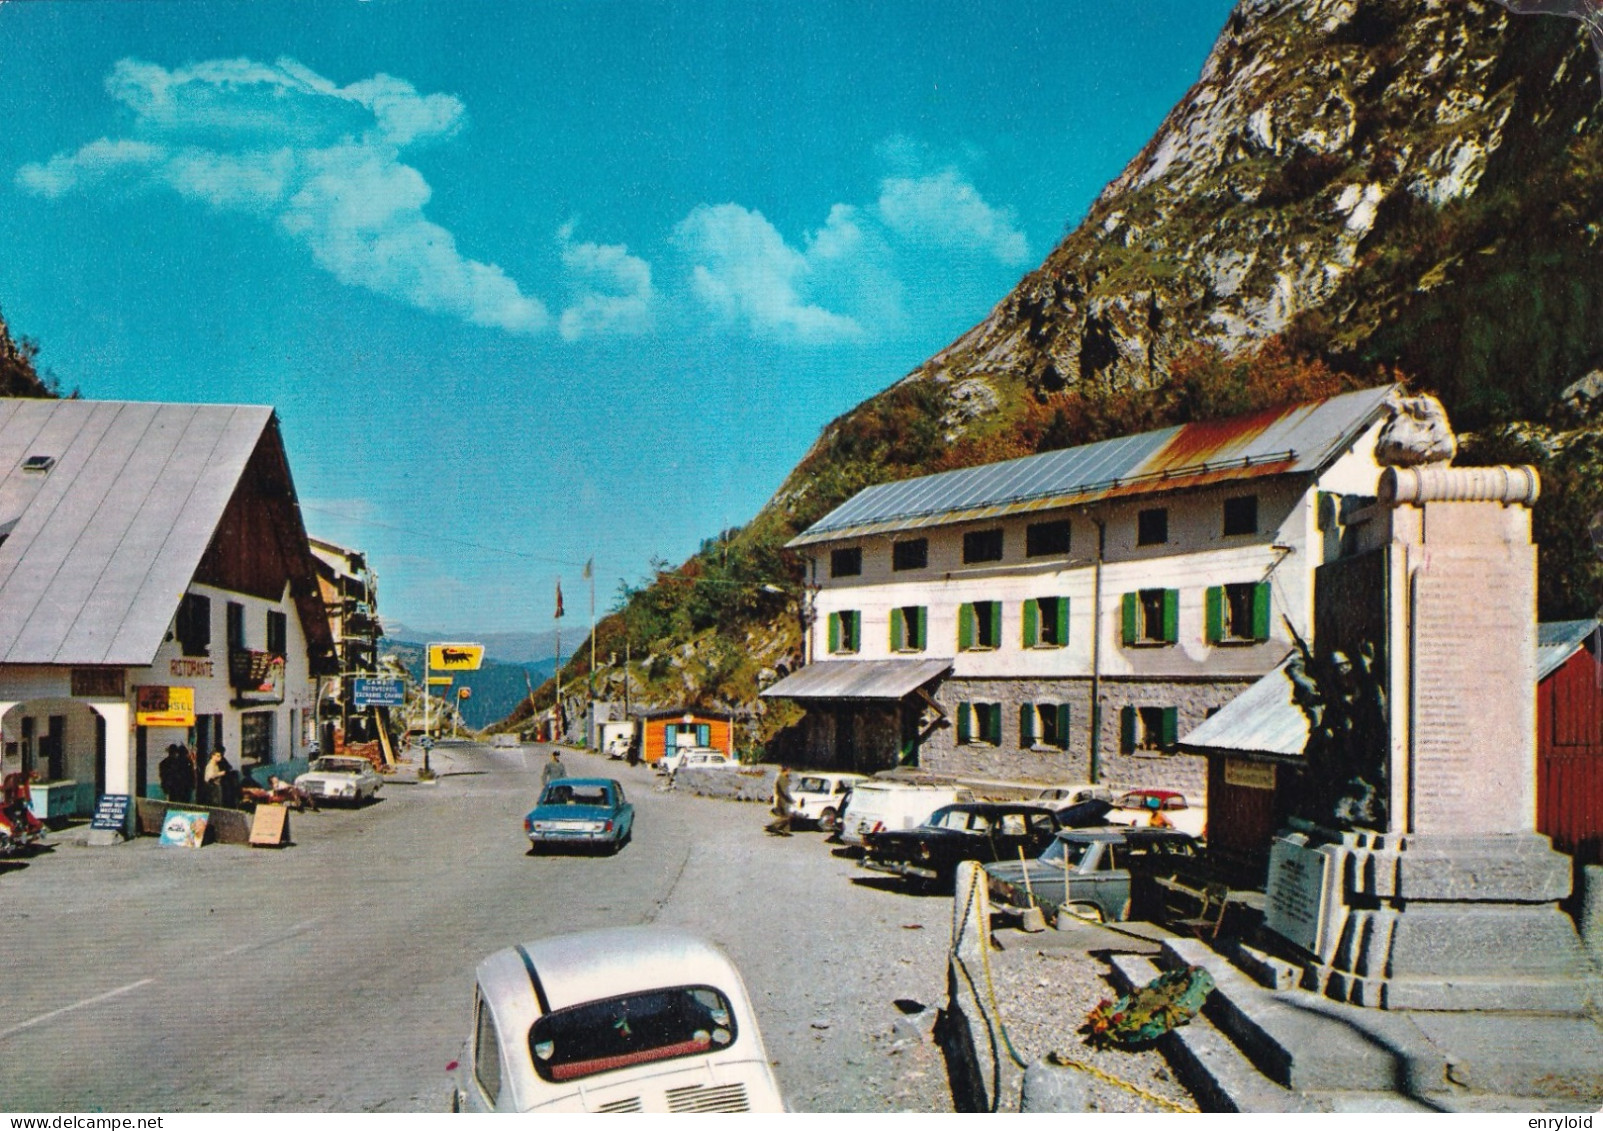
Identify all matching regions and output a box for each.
[429,643,485,671]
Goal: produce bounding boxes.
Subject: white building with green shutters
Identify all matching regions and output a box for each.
[761,385,1396,794]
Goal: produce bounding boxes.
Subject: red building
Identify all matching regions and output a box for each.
[1537,620,1603,866]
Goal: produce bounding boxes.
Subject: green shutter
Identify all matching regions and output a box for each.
[828,612,841,653]
[959,603,974,650]
[698,723,711,746]
[1022,599,1038,648]
[987,704,1003,745]
[1056,596,1070,646]
[1161,707,1179,750]
[916,607,927,651]
[1120,706,1137,753]
[1019,702,1035,747]
[1162,589,1180,643]
[1056,703,1071,749]
[1205,586,1223,644]
[957,702,972,744]
[989,602,1002,648]
[1253,582,1272,641]
[1121,593,1137,645]
[890,607,905,652]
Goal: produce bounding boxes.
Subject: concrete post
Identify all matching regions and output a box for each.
[90,701,133,841]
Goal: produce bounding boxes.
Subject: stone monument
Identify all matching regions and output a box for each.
[1264,396,1599,1011]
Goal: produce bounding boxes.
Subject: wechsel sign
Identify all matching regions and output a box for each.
[429,643,484,671]
[353,677,406,708]
[136,685,196,727]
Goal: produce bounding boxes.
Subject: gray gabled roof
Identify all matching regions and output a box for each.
[790,384,1396,547]
[759,657,952,701]
[1538,619,1600,681]
[1177,653,1309,760]
[0,399,275,666]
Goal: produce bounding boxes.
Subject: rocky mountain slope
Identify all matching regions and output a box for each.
[0,310,54,398]
[509,0,1603,742]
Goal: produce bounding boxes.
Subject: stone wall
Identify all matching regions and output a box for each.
[675,764,777,803]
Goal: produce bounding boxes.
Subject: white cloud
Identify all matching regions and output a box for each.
[672,203,865,344]
[16,57,548,336]
[876,169,1029,265]
[556,221,655,341]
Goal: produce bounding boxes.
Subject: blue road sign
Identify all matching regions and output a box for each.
[353,677,406,708]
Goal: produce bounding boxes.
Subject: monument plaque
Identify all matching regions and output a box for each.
[1265,836,1336,958]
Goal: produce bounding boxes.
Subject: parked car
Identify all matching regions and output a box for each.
[294,756,383,806]
[1031,782,1116,806]
[658,746,737,776]
[788,772,867,831]
[524,777,634,854]
[983,826,1203,923]
[861,798,1112,888]
[490,733,521,749]
[451,926,785,1113]
[837,780,973,848]
[1105,789,1207,838]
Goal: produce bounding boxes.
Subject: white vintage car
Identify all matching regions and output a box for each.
[451,927,784,1113]
[657,746,737,775]
[294,756,382,806]
[788,771,867,831]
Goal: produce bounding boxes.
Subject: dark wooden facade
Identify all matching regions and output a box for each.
[1538,636,1603,865]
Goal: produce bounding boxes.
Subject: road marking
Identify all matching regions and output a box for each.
[0,979,154,1041]
[217,917,322,958]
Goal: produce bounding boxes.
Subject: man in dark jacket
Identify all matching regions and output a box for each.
[159,744,194,803]
[541,751,567,789]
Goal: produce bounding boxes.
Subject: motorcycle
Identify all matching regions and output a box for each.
[0,772,46,855]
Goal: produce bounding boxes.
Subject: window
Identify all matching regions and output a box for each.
[892,538,928,571]
[176,593,211,657]
[1026,520,1071,557]
[958,601,1002,650]
[827,610,860,654]
[474,992,502,1104]
[1137,508,1168,546]
[962,528,1004,563]
[1223,494,1258,536]
[1023,596,1069,648]
[527,985,738,1083]
[956,701,1002,745]
[830,547,862,577]
[1205,582,1271,643]
[890,606,927,652]
[1121,589,1178,645]
[226,601,245,650]
[266,610,287,655]
[1120,705,1179,752]
[1020,702,1070,750]
[240,711,275,763]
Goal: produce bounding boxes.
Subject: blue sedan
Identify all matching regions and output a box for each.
[524,777,634,854]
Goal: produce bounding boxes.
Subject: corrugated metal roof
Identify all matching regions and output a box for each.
[0,399,275,666]
[790,384,1396,547]
[1177,653,1309,760]
[1538,619,1600,682]
[759,658,952,701]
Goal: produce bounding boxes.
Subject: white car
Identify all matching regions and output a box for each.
[1031,782,1117,807]
[788,771,867,831]
[658,746,737,775]
[294,756,382,806]
[837,780,973,847]
[452,927,785,1113]
[1104,789,1208,839]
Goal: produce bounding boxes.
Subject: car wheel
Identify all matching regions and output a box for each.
[1066,902,1105,924]
[818,807,839,832]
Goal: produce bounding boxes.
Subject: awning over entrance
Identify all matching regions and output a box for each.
[1178,653,1308,760]
[759,658,952,701]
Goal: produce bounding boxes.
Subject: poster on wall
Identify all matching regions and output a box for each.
[158,809,209,848]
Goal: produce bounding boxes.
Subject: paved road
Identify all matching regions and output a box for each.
[0,742,954,1113]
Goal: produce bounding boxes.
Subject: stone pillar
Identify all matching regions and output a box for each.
[1268,460,1599,1012]
[88,701,133,843]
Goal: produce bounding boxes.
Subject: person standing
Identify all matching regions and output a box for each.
[766,767,794,836]
[158,744,193,803]
[203,747,229,806]
[541,751,567,789]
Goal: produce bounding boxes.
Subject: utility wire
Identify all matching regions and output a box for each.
[297,503,583,567]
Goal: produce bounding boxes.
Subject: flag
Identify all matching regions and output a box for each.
[582,558,593,580]
[555,579,565,618]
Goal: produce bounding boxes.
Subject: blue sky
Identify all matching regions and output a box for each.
[0,0,1235,637]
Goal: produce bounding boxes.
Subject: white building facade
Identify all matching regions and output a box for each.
[764,386,1396,797]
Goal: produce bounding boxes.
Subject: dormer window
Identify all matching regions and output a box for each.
[21,455,55,474]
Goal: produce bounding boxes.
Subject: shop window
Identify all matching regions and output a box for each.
[1120,705,1179,752]
[827,610,860,654]
[1023,596,1069,648]
[830,547,862,578]
[956,701,1002,746]
[176,592,212,657]
[890,606,927,652]
[1205,582,1271,643]
[1223,494,1258,536]
[1020,702,1070,750]
[240,711,275,764]
[1026,519,1071,557]
[958,600,1001,650]
[266,609,287,655]
[1137,508,1168,546]
[892,538,928,571]
[226,601,246,650]
[962,528,1004,563]
[1121,588,1178,645]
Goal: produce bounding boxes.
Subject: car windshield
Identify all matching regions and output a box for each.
[541,784,612,807]
[795,777,829,793]
[314,759,366,774]
[527,985,736,1083]
[1039,838,1097,867]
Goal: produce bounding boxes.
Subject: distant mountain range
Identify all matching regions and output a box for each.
[380,623,562,665]
[380,635,557,730]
